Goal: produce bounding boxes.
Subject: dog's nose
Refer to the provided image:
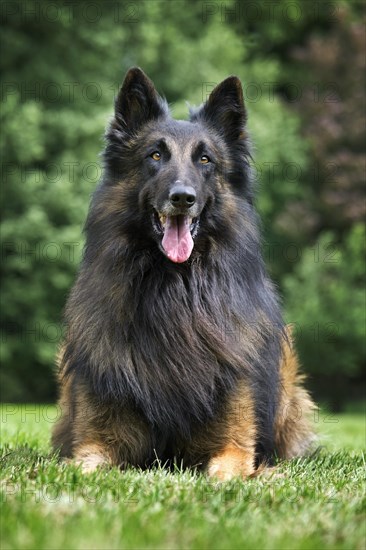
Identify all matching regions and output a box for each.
[169,185,196,208]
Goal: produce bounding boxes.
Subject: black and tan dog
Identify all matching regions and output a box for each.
[52,68,315,479]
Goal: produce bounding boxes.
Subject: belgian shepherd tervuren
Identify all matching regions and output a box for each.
[52,68,315,479]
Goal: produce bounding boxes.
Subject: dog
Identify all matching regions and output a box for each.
[52,67,315,479]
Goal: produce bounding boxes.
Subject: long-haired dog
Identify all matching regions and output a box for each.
[52,68,315,479]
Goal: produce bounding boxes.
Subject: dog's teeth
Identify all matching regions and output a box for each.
[159,215,166,228]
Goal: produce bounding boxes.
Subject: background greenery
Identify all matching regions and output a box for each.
[1,0,365,408]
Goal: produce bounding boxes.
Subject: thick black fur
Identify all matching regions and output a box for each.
[63,68,284,463]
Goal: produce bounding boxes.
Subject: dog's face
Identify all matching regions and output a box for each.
[135,119,224,263]
[104,68,251,263]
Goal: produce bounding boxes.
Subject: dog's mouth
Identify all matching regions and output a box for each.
[153,211,200,263]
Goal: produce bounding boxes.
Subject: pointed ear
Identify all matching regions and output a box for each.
[114,67,168,131]
[191,76,247,141]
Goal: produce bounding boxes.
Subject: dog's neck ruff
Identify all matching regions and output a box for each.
[65,249,282,443]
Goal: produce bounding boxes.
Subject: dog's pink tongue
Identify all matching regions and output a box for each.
[162,215,194,263]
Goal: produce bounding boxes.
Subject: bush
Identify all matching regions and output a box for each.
[283,224,366,408]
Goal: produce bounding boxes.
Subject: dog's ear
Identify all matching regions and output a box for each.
[115,67,167,131]
[191,76,247,141]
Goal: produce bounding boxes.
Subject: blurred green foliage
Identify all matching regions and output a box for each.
[1,1,365,406]
[284,224,365,409]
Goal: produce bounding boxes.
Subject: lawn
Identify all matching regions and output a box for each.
[1,404,365,550]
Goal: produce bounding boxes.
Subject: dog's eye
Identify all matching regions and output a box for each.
[200,155,210,164]
[151,151,161,161]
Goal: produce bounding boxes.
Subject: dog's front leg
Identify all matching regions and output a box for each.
[185,382,257,481]
[53,379,154,473]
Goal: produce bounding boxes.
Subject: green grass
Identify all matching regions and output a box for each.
[1,405,365,550]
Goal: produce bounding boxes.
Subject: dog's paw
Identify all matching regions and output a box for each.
[73,444,110,474]
[207,446,255,481]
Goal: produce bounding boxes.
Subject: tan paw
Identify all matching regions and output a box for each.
[73,444,110,473]
[74,454,109,473]
[207,446,255,481]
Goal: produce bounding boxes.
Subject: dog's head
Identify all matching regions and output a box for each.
[103,67,252,264]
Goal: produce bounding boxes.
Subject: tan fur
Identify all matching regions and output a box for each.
[182,382,256,480]
[275,325,316,458]
[206,385,256,480]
